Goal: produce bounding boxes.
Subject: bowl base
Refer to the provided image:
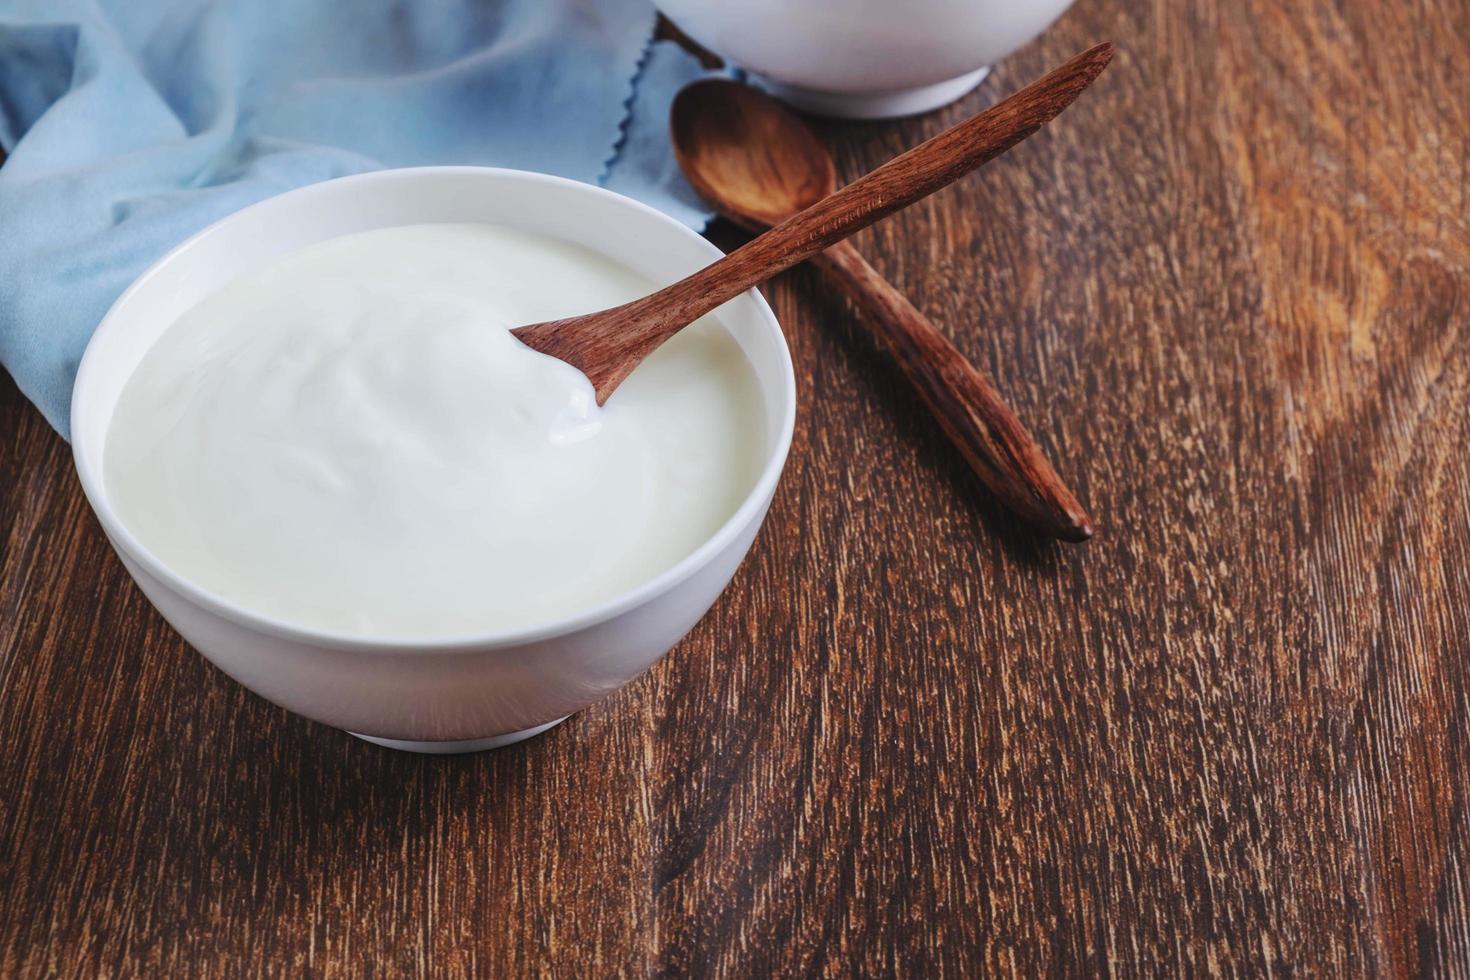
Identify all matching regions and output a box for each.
[350,716,567,754]
[754,66,991,120]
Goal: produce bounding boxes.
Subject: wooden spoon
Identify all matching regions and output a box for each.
[513,43,1112,541]
[668,83,1097,543]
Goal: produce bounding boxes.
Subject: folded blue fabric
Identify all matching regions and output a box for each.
[0,0,715,438]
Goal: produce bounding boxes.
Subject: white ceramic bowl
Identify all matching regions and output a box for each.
[71,167,796,753]
[657,0,1076,118]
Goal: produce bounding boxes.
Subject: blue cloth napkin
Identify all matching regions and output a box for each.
[0,0,716,438]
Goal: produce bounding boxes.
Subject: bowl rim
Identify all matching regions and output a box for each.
[71,166,797,654]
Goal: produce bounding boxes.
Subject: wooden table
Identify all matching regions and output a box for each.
[4,1,1469,974]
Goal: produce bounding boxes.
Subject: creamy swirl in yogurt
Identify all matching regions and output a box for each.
[104,224,767,636]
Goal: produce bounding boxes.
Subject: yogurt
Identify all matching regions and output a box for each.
[104,223,768,637]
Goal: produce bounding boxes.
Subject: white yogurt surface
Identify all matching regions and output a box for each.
[104,223,767,637]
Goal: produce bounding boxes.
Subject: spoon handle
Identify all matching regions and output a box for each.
[817,241,1092,540]
[515,43,1112,401]
[712,42,1112,297]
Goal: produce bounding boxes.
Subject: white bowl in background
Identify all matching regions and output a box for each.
[658,0,1076,119]
[71,167,796,754]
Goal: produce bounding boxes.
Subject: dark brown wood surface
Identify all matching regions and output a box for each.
[3,0,1470,974]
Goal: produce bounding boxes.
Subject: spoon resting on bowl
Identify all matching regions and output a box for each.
[513,43,1112,541]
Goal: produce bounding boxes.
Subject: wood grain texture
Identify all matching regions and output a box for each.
[3,0,1470,974]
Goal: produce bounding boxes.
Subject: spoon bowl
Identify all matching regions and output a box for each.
[670,80,835,228]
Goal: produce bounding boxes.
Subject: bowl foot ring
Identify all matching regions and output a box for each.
[753,66,990,120]
[350,716,568,754]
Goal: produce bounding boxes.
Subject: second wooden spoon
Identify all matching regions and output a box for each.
[669,78,1096,542]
